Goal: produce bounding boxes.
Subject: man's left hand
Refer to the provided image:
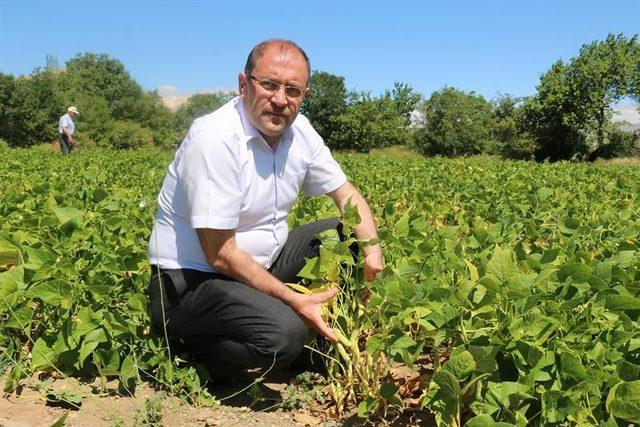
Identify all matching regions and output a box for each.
[363,246,383,282]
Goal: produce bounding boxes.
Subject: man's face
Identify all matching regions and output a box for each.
[239,45,308,145]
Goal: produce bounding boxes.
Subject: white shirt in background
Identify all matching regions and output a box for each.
[58,113,75,135]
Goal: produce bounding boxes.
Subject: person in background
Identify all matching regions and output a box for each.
[58,106,79,155]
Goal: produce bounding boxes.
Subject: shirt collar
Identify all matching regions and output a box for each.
[235,97,262,142]
[235,97,294,149]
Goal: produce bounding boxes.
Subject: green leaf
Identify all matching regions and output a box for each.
[91,188,109,202]
[606,295,640,311]
[357,396,378,418]
[46,389,83,406]
[468,346,498,374]
[542,389,582,423]
[94,348,120,376]
[119,354,138,391]
[540,248,560,264]
[3,365,27,393]
[0,240,23,268]
[3,306,34,330]
[365,335,385,353]
[612,251,636,268]
[444,350,476,380]
[487,247,519,284]
[433,369,461,398]
[52,206,83,232]
[465,260,479,282]
[380,382,403,407]
[31,336,58,371]
[557,263,592,283]
[78,341,100,367]
[49,411,70,427]
[0,265,25,309]
[560,352,586,381]
[28,281,72,307]
[559,217,580,235]
[606,380,640,422]
[618,360,640,382]
[297,256,322,280]
[390,335,417,350]
[22,246,56,270]
[395,212,410,238]
[466,414,516,427]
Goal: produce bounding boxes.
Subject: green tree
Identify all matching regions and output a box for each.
[489,93,537,159]
[175,92,231,134]
[386,81,421,125]
[520,33,640,161]
[65,53,144,121]
[0,69,64,147]
[300,71,348,141]
[0,73,18,144]
[519,61,582,160]
[569,34,640,151]
[416,87,496,156]
[134,90,180,148]
[71,93,115,147]
[62,53,181,148]
[328,92,411,152]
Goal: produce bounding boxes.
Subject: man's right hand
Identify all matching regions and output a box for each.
[288,288,339,343]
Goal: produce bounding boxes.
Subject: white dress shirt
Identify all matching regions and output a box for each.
[149,97,347,272]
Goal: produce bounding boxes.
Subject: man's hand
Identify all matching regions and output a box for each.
[288,287,339,343]
[363,245,384,282]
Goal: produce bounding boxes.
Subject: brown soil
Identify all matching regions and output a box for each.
[0,375,329,427]
[0,359,436,426]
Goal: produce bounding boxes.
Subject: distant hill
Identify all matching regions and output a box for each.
[157,86,236,112]
[612,104,640,132]
[162,96,190,112]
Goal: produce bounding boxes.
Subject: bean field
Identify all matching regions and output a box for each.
[1,147,640,425]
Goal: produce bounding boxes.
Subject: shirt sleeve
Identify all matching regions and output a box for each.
[178,129,242,229]
[301,133,347,197]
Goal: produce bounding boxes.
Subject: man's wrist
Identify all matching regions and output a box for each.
[278,285,301,308]
[362,242,382,257]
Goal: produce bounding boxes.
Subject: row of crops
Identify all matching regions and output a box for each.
[1,148,639,424]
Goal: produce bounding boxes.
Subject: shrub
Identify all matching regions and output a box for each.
[417,87,496,156]
[104,120,154,149]
[588,128,639,160]
[502,134,538,160]
[328,94,411,153]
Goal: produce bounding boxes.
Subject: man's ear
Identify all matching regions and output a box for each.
[238,72,247,95]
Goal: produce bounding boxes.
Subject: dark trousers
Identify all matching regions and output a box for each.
[147,217,343,377]
[59,134,74,155]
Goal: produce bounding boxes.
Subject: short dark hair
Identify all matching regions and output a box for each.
[244,39,311,84]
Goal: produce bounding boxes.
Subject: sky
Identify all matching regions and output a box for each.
[1,0,639,104]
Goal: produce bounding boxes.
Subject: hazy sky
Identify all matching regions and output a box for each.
[1,0,638,100]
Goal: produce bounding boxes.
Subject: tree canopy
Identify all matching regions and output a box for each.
[520,33,640,160]
[301,71,348,141]
[416,87,496,156]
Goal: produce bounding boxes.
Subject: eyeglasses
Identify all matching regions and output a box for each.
[248,75,306,99]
